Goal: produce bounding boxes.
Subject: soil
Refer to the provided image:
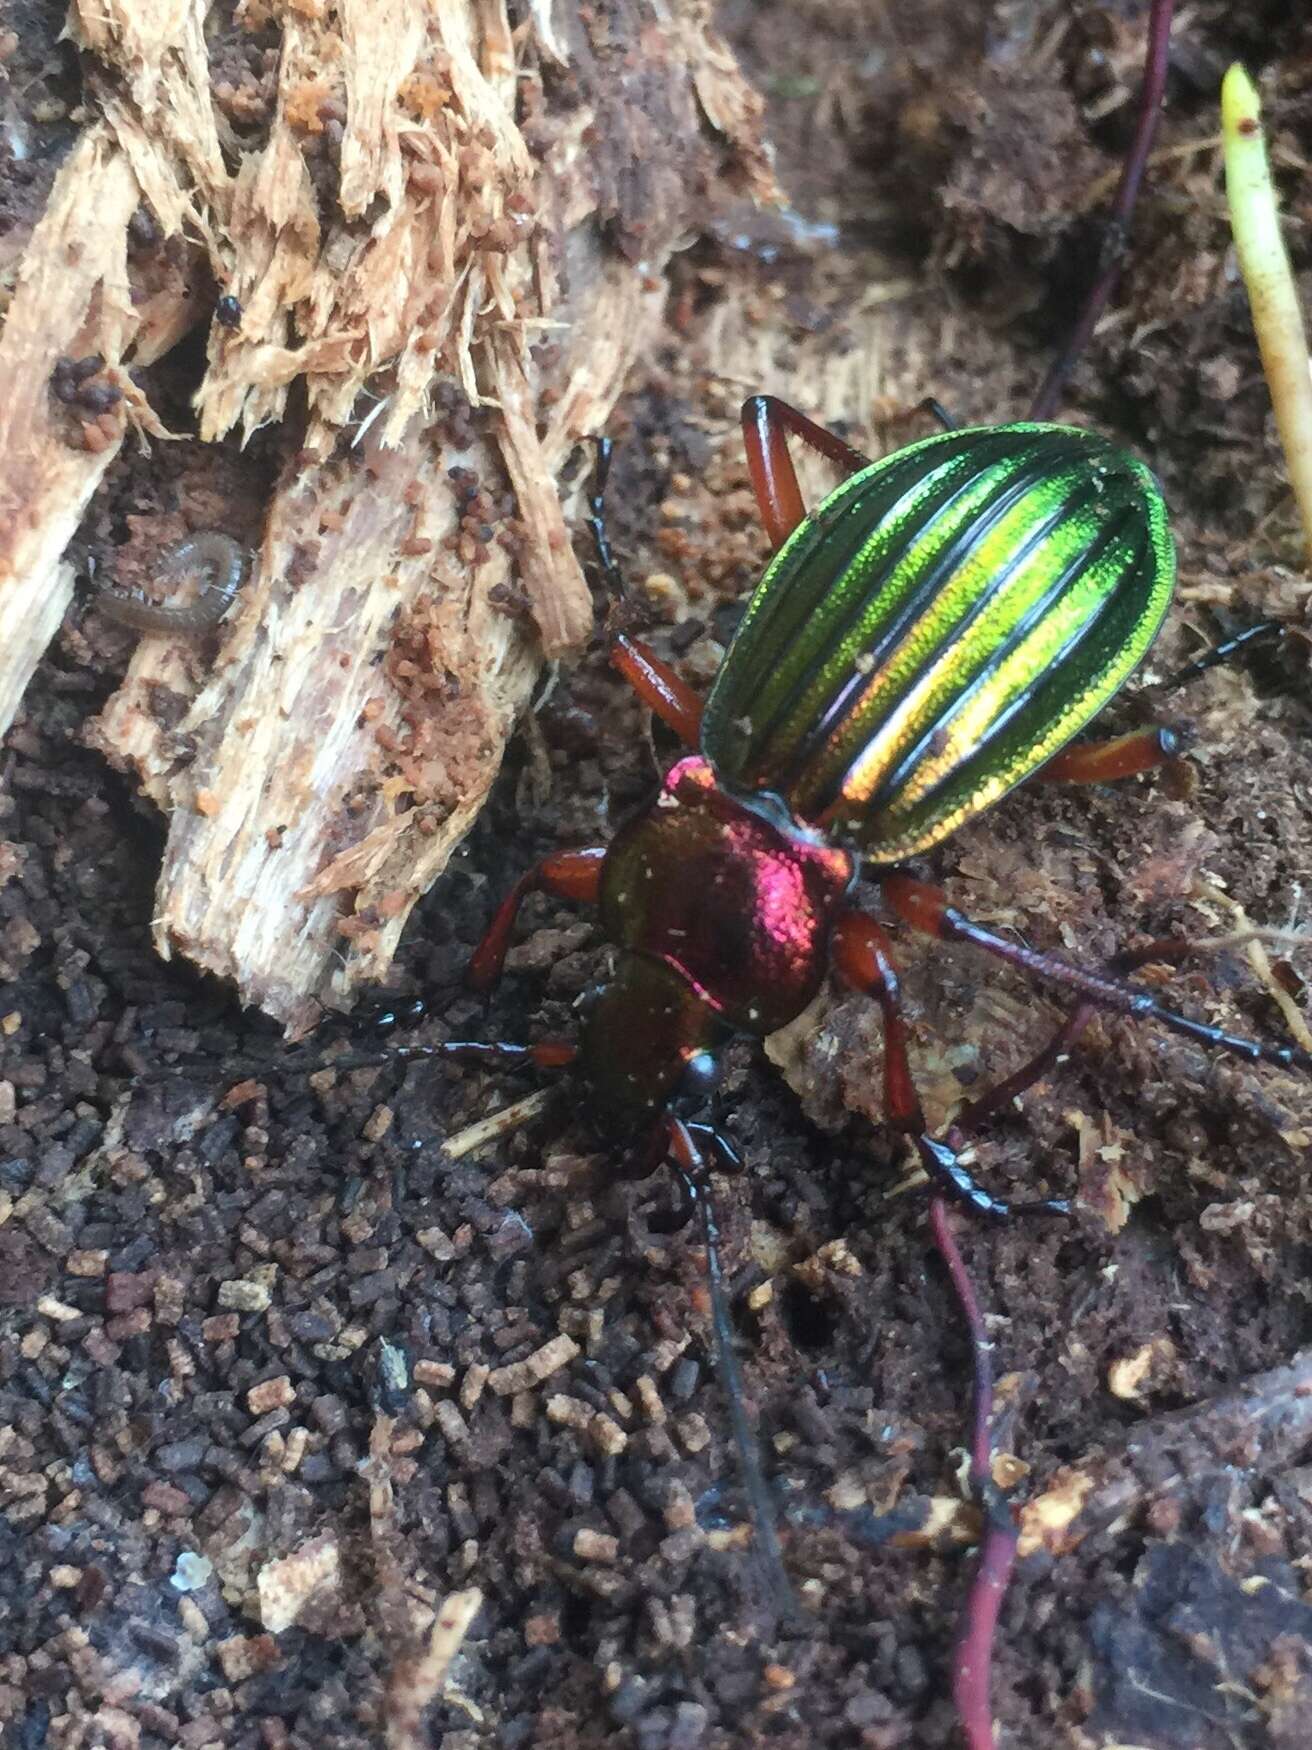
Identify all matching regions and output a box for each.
[4,3,1312,1748]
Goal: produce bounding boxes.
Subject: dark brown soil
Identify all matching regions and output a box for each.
[4,3,1312,1748]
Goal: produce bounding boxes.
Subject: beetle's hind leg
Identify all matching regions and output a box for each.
[946,939,1199,1140]
[581,437,707,744]
[741,395,872,550]
[830,911,1070,1220]
[882,873,1312,1077]
[1036,724,1184,786]
[876,395,958,439]
[1039,620,1299,788]
[610,635,705,745]
[584,436,625,601]
[1151,618,1291,692]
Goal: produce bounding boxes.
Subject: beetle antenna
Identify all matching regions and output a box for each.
[584,436,628,601]
[667,1118,797,1619]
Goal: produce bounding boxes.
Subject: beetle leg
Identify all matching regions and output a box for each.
[830,911,1070,1219]
[665,1115,795,1614]
[887,395,957,435]
[741,395,872,549]
[579,440,706,742]
[1047,625,1291,792]
[584,435,625,600]
[916,396,957,433]
[949,940,1194,1135]
[687,1120,745,1174]
[610,633,704,744]
[1036,724,1181,785]
[643,1164,697,1235]
[326,1038,577,1073]
[882,873,1312,1075]
[950,1003,1097,1136]
[1150,618,1288,691]
[467,847,607,991]
[617,1119,743,1233]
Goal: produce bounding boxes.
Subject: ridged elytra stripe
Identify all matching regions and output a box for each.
[836,518,1162,858]
[843,506,1144,821]
[825,485,1126,819]
[706,428,1087,785]
[773,459,1101,805]
[729,428,1050,774]
[821,495,1160,851]
[716,435,1012,716]
[701,423,1175,863]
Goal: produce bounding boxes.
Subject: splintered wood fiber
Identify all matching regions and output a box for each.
[0,0,773,1031]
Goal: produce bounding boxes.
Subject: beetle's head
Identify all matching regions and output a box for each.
[578,954,726,1139]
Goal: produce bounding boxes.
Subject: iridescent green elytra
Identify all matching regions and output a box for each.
[701,423,1175,863]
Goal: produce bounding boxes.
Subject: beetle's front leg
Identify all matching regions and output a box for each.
[830,911,1070,1219]
[323,1038,577,1074]
[467,846,607,991]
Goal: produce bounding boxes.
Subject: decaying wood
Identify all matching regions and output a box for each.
[0,0,236,739]
[1018,1346,1312,1559]
[0,0,777,1029]
[0,126,188,740]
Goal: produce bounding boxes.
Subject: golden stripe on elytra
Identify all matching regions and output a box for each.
[798,474,1094,804]
[739,446,996,750]
[702,423,1176,863]
[760,455,1028,764]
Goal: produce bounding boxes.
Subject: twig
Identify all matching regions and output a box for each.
[384,1587,483,1750]
[1029,0,1175,420]
[1192,882,1312,1053]
[1221,63,1312,564]
[443,1089,556,1160]
[927,1196,1016,1750]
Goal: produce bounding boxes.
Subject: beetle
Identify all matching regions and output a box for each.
[354,396,1309,1606]
[447,400,1308,1202]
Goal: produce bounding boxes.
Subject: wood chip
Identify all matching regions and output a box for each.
[247,1375,296,1415]
[0,131,161,742]
[258,1535,340,1634]
[217,1277,272,1313]
[385,1586,483,1750]
[572,1529,619,1564]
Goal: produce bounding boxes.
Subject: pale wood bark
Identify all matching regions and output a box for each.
[0,127,189,742]
[0,0,773,1032]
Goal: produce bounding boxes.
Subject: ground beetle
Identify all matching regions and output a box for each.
[359,394,1310,1601]
[439,398,1309,1196]
[331,0,1311,1704]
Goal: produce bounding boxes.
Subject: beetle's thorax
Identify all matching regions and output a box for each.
[599,754,855,1035]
